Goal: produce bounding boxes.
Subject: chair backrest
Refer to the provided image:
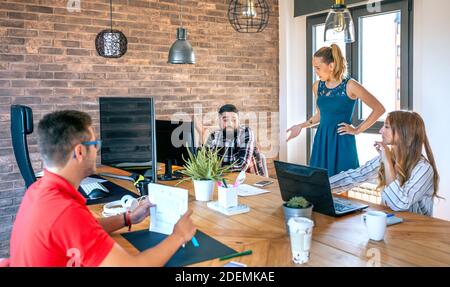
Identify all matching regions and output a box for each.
[259,152,269,178]
[11,105,36,188]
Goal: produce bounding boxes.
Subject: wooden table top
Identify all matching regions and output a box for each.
[89,166,450,267]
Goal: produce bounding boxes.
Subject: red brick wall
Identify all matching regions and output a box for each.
[0,0,279,257]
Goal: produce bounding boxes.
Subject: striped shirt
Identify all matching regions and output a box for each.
[206,126,267,177]
[329,156,435,216]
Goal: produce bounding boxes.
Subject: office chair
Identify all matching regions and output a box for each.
[259,152,269,178]
[11,105,36,188]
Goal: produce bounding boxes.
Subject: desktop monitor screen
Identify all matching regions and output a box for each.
[99,97,156,181]
[155,119,195,180]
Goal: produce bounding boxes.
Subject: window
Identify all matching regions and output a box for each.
[359,11,402,122]
[306,0,413,164]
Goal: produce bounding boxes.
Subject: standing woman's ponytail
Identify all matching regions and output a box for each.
[330,44,348,81]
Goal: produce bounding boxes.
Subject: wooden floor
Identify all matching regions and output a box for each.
[89,166,450,267]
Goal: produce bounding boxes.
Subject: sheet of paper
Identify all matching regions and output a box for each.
[236,184,271,197]
[147,183,188,235]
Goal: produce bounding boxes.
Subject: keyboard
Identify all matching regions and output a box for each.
[333,197,365,213]
[81,182,109,196]
[173,171,185,178]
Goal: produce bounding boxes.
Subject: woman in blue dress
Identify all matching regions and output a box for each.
[287,44,385,176]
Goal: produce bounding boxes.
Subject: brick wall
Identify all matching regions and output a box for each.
[0,0,279,257]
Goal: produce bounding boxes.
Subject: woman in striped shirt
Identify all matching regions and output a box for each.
[330,111,440,216]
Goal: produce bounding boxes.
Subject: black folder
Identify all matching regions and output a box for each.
[122,229,237,267]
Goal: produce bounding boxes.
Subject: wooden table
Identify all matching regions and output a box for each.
[90,166,450,267]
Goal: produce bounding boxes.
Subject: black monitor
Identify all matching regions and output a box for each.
[99,97,157,182]
[155,119,195,181]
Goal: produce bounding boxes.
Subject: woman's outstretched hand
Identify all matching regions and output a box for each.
[287,124,303,142]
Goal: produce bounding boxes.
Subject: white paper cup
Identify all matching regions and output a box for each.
[362,211,387,241]
[288,217,314,264]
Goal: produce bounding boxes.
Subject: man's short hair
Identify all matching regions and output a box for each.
[218,104,239,115]
[37,110,92,168]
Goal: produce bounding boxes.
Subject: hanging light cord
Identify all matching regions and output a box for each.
[109,0,113,31]
[179,0,183,28]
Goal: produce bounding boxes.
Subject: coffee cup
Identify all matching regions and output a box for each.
[362,211,387,241]
[287,217,314,264]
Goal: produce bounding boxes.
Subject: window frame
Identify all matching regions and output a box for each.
[305,0,413,162]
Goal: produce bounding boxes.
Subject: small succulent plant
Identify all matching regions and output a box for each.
[286,196,311,209]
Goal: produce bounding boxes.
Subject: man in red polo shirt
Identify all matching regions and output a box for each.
[9,110,196,267]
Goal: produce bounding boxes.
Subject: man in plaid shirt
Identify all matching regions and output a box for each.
[205,104,267,177]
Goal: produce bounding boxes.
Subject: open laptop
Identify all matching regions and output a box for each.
[274,161,368,217]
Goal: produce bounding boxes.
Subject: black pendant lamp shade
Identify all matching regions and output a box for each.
[228,0,270,33]
[168,0,195,64]
[95,0,127,58]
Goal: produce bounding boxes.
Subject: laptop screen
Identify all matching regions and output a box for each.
[274,160,336,216]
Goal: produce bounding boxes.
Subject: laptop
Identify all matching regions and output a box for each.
[274,160,368,217]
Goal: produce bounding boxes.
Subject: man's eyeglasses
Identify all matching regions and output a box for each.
[81,140,102,151]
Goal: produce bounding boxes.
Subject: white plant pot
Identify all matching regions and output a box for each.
[193,179,215,201]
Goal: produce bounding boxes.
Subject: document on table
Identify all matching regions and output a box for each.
[236,184,271,197]
[147,183,188,235]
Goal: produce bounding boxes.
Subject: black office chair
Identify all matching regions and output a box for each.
[11,105,36,188]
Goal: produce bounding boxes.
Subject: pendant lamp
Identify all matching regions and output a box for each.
[95,0,128,58]
[168,0,195,64]
[324,0,355,43]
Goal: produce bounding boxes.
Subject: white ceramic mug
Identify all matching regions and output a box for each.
[362,211,387,241]
[288,217,314,264]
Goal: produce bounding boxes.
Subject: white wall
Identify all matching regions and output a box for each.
[413,0,450,220]
[279,0,450,220]
[279,0,307,165]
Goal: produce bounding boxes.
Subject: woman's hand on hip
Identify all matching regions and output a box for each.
[337,123,359,136]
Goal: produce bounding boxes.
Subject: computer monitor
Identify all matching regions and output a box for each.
[99,97,157,182]
[155,119,195,181]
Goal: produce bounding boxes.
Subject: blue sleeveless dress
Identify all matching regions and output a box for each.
[310,77,359,177]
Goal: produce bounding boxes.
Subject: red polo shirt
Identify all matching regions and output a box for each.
[9,170,115,267]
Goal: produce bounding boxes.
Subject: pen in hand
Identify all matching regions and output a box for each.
[182,236,199,248]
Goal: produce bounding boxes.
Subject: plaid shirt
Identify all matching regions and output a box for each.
[206,126,267,177]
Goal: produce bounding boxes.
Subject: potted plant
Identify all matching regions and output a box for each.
[178,146,231,201]
[283,196,313,233]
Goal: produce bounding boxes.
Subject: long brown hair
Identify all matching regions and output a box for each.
[377,111,440,197]
[314,44,348,82]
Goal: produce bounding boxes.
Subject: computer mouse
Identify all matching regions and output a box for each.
[88,189,110,200]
